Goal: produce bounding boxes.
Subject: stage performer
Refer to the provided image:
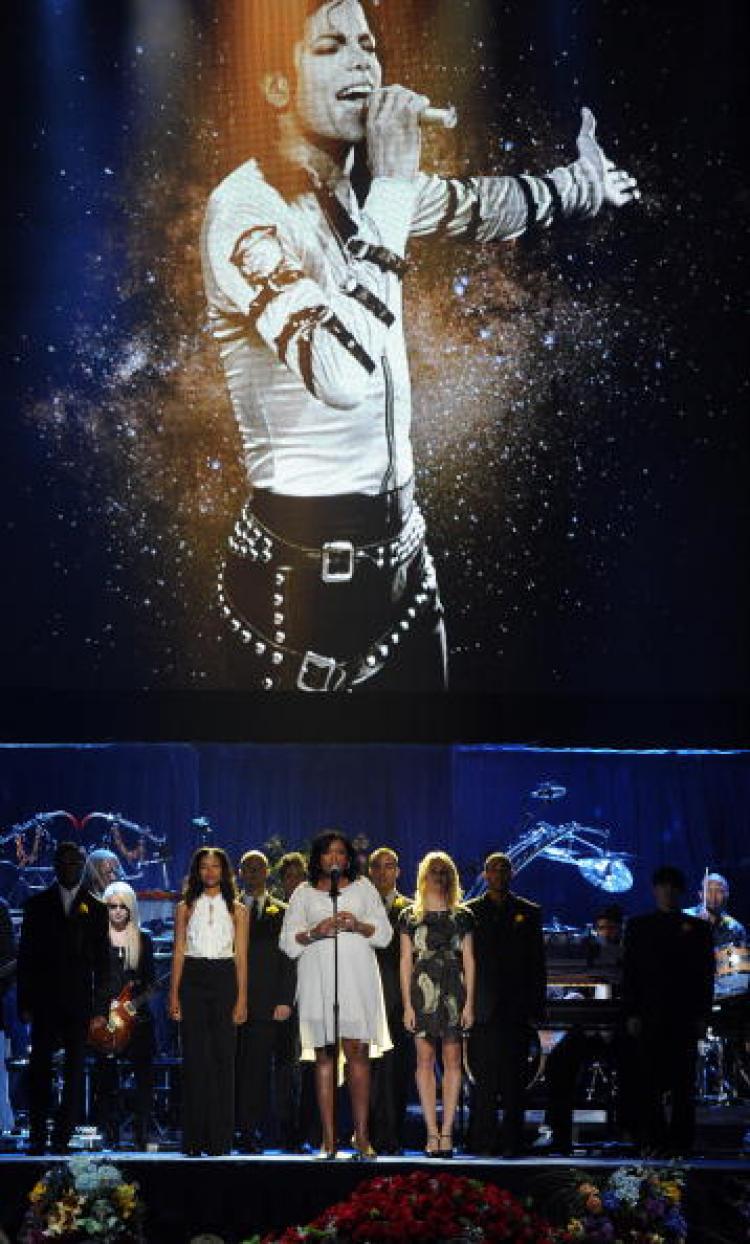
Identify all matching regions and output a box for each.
[276,851,308,901]
[82,849,122,900]
[235,850,296,1151]
[466,852,545,1157]
[279,830,392,1158]
[169,847,248,1155]
[367,846,412,1153]
[201,0,640,692]
[623,865,714,1157]
[90,882,157,1149]
[0,896,16,1133]
[17,841,109,1154]
[684,872,748,949]
[544,904,637,1153]
[399,851,475,1157]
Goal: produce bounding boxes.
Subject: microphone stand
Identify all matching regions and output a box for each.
[329,867,340,1158]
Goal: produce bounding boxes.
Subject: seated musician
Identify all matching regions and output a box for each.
[684,872,747,949]
[91,882,156,1149]
[545,905,636,1154]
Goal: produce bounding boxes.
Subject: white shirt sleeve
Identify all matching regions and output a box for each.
[358,877,393,949]
[279,883,310,962]
[201,171,418,411]
[409,156,605,242]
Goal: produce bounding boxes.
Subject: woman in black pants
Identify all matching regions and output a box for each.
[170,848,248,1155]
[91,882,157,1149]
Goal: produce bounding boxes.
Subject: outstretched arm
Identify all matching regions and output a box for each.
[410,106,639,243]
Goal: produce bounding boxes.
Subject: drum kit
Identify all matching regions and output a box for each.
[504,779,635,893]
[0,809,173,906]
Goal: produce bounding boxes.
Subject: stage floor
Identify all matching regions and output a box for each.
[2,1147,750,1243]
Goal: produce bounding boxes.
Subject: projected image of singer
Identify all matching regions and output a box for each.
[202,0,639,692]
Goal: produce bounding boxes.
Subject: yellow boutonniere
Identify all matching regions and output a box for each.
[78,902,89,915]
[29,1181,47,1204]
[266,905,279,916]
[514,913,525,924]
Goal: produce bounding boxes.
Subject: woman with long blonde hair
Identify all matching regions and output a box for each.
[91,882,156,1148]
[399,851,475,1155]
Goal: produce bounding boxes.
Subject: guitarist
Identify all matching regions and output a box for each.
[91,882,156,1149]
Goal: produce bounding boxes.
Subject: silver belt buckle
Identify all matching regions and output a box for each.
[321,540,355,583]
[297,650,341,692]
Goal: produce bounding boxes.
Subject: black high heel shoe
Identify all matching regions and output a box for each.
[438,1131,454,1159]
[424,1132,440,1157]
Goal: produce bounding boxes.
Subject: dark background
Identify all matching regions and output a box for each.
[0,0,747,742]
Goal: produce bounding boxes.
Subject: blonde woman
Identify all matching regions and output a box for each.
[91,882,155,1148]
[399,852,475,1156]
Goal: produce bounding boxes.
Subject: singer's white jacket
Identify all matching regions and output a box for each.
[201,157,605,497]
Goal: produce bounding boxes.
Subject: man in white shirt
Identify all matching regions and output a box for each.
[202,0,639,691]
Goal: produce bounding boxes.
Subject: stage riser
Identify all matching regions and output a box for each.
[0,1157,746,1244]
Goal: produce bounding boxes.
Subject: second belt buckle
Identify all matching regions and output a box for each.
[321,540,355,583]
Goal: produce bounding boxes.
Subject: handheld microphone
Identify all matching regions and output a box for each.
[421,104,458,130]
[329,865,341,897]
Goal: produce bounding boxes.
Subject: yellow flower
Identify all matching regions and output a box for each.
[114,1182,138,1218]
[29,1181,47,1203]
[514,913,525,923]
[663,1182,682,1204]
[266,905,279,916]
[79,902,89,915]
[566,1219,585,1238]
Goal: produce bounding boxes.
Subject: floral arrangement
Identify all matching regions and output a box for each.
[254,1170,560,1243]
[560,1167,687,1243]
[19,1155,145,1242]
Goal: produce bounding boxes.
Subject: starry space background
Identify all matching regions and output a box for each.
[1,0,747,706]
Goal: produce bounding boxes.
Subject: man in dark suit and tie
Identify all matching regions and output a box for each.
[467,852,546,1156]
[236,850,296,1152]
[623,864,715,1156]
[367,847,412,1153]
[17,841,109,1153]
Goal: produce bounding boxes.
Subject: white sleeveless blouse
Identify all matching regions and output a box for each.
[185,893,235,960]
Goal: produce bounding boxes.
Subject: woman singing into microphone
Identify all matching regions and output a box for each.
[203,0,640,691]
[279,830,392,1158]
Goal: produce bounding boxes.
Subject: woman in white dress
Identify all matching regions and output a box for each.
[280,830,392,1157]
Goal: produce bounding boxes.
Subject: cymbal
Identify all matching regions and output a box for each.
[577,856,633,893]
[530,782,567,800]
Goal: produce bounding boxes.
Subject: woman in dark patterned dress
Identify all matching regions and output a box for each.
[399,852,475,1155]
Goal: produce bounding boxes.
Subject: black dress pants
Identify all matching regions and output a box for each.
[179,958,237,1154]
[92,1021,155,1145]
[468,1018,530,1154]
[28,1012,88,1150]
[236,1017,293,1146]
[636,1020,699,1154]
[369,1013,412,1151]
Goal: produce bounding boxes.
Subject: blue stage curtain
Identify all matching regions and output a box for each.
[0,744,747,927]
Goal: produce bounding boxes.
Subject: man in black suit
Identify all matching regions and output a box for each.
[367,847,412,1153]
[235,850,296,1152]
[0,896,16,1132]
[17,841,109,1153]
[623,864,714,1156]
[467,852,546,1156]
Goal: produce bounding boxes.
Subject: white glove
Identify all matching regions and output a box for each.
[577,106,641,208]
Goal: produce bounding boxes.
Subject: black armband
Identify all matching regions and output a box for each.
[542,175,565,225]
[342,279,395,327]
[514,175,540,236]
[346,237,409,279]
